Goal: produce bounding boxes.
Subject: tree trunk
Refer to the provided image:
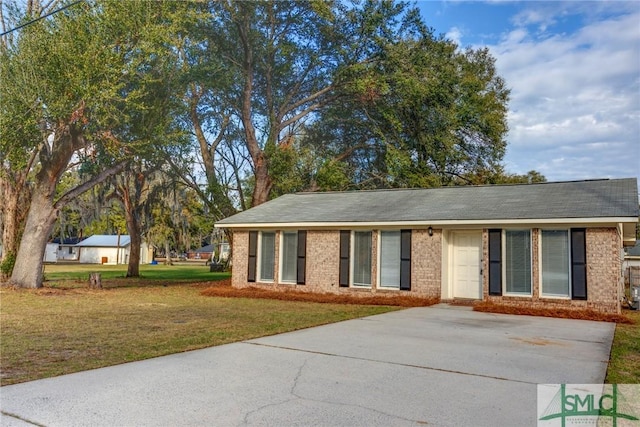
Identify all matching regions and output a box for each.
[252,156,272,207]
[125,210,141,277]
[1,181,19,279]
[9,186,57,288]
[89,272,102,289]
[0,174,32,279]
[164,240,173,265]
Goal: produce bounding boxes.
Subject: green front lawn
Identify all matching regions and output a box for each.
[606,309,640,384]
[0,274,398,386]
[43,263,222,284]
[2,264,637,386]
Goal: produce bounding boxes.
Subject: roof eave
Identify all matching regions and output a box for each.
[215,216,638,229]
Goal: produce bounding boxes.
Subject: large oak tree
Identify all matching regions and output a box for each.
[1,0,185,287]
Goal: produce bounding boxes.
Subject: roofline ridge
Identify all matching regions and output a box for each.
[291,177,634,196]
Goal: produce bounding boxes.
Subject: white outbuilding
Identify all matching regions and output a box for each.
[75,235,153,265]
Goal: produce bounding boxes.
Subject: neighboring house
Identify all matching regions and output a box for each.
[623,241,640,288]
[44,243,58,263]
[188,243,230,262]
[52,237,83,261]
[188,245,213,260]
[75,235,153,264]
[216,178,639,315]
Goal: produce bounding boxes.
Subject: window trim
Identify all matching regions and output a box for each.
[377,230,401,290]
[257,230,276,283]
[502,229,533,297]
[539,228,572,299]
[350,230,372,288]
[279,230,298,284]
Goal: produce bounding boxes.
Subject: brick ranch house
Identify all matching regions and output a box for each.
[216,178,639,314]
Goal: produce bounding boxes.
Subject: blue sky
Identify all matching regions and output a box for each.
[417,1,640,184]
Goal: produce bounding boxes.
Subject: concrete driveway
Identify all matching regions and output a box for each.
[0,305,614,427]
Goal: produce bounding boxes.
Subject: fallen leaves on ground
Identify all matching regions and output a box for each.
[200,280,439,307]
[473,301,634,324]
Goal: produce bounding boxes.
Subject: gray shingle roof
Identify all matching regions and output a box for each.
[75,235,131,247]
[216,178,639,226]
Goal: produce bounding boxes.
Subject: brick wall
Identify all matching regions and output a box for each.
[305,230,340,292]
[231,230,249,288]
[411,229,442,298]
[230,228,441,301]
[231,226,621,313]
[585,228,621,313]
[484,227,621,314]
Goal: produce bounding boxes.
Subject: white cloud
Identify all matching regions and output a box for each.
[445,26,464,47]
[486,6,640,181]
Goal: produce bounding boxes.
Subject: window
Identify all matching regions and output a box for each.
[380,231,401,288]
[280,231,297,283]
[259,231,275,282]
[352,231,372,287]
[504,230,531,294]
[541,230,570,297]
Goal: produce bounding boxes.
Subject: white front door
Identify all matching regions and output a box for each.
[452,231,482,299]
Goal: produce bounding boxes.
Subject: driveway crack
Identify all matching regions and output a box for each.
[238,356,311,426]
[240,353,430,426]
[244,341,537,385]
[0,411,46,427]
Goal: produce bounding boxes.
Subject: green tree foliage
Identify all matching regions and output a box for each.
[169,0,529,210]
[0,0,544,287]
[1,0,188,287]
[179,0,425,207]
[302,28,513,189]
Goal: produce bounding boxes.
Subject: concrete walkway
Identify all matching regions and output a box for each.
[0,305,614,426]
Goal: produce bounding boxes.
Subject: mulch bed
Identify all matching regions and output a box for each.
[200,280,439,307]
[473,301,634,324]
[200,281,633,321]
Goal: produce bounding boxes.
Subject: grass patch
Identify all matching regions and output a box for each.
[43,263,223,286]
[4,266,638,386]
[0,278,398,386]
[606,309,640,384]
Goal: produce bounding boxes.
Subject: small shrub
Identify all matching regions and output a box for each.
[0,251,16,278]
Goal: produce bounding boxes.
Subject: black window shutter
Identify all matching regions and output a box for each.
[339,230,350,287]
[400,229,412,291]
[571,228,587,300]
[247,231,258,282]
[296,231,307,285]
[488,229,502,295]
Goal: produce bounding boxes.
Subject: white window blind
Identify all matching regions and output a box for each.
[281,231,297,283]
[505,230,531,294]
[260,232,275,281]
[380,231,401,288]
[541,230,570,296]
[353,231,372,286]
